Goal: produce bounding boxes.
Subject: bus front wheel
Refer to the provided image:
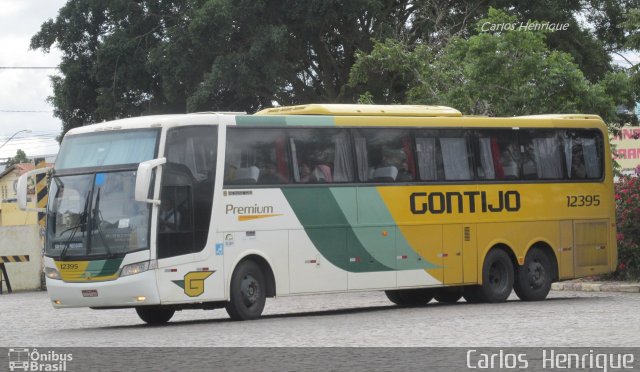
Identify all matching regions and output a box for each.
[226,260,266,320]
[136,306,175,325]
[514,248,552,301]
[385,288,434,306]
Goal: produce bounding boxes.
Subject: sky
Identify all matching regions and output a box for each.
[0,0,66,162]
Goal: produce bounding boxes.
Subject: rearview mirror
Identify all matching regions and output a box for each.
[17,167,51,211]
[135,158,166,204]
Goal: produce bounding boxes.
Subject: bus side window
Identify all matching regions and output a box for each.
[224,128,291,185]
[563,130,603,180]
[353,129,415,183]
[289,128,354,184]
[475,130,519,180]
[519,130,563,180]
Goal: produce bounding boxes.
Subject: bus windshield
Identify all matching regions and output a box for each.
[55,129,158,170]
[46,171,151,259]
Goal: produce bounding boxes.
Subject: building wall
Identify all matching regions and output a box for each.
[0,199,38,226]
[0,169,19,200]
[0,225,42,292]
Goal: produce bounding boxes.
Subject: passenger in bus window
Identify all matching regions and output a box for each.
[396,157,414,181]
[501,144,520,179]
[572,154,587,178]
[259,162,288,184]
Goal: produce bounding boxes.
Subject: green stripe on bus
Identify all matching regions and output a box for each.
[236,116,287,126]
[282,187,394,272]
[236,115,335,127]
[86,258,123,277]
[356,187,438,270]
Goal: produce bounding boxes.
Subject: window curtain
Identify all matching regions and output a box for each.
[333,132,354,182]
[354,135,368,181]
[533,137,563,178]
[440,138,471,180]
[582,138,600,178]
[563,137,573,178]
[478,138,495,179]
[415,137,437,180]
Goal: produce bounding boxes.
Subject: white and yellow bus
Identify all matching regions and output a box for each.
[18,104,616,324]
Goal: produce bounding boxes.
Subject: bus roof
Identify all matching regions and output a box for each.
[255,104,463,117]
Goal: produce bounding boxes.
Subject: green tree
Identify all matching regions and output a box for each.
[31,0,410,136]
[32,1,636,136]
[350,8,637,126]
[6,149,30,167]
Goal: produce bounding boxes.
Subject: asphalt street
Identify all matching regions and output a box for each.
[1,290,638,347]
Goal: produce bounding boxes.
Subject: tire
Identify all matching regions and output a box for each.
[477,248,514,303]
[514,248,553,301]
[434,287,463,303]
[136,306,175,325]
[226,260,266,320]
[385,288,434,306]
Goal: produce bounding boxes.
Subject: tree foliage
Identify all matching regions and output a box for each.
[32,1,639,135]
[6,149,30,167]
[350,8,637,126]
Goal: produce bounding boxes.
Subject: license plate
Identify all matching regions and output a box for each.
[82,290,98,297]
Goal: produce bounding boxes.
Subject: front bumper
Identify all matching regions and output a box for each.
[47,270,160,308]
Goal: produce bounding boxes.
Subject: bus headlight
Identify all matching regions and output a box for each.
[44,267,61,280]
[120,261,151,277]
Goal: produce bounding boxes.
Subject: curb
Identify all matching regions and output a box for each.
[552,281,640,293]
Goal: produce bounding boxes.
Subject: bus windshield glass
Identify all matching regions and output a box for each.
[55,129,158,170]
[46,171,151,259]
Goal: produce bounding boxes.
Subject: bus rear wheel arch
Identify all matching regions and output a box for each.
[514,245,556,301]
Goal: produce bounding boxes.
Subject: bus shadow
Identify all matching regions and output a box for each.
[68,295,599,331]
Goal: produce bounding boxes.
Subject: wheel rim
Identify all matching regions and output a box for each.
[488,261,508,292]
[527,259,546,288]
[240,274,260,307]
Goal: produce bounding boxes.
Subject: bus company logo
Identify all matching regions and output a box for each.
[8,348,73,371]
[410,190,521,215]
[172,271,215,297]
[225,203,283,221]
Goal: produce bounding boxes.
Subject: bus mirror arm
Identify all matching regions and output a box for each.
[135,158,166,205]
[17,167,51,212]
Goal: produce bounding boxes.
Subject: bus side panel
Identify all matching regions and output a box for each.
[397,225,443,287]
[559,220,574,279]
[574,219,610,277]
[462,224,478,284]
[442,224,464,284]
[288,228,347,293]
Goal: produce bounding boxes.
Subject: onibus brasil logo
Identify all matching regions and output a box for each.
[8,348,72,371]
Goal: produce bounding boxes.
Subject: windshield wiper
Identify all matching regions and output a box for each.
[59,192,90,260]
[91,188,114,258]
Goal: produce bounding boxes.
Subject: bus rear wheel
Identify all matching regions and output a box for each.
[226,260,266,320]
[136,306,175,325]
[385,288,434,306]
[514,248,552,301]
[434,287,463,303]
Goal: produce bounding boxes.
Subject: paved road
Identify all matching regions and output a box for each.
[1,290,639,347]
